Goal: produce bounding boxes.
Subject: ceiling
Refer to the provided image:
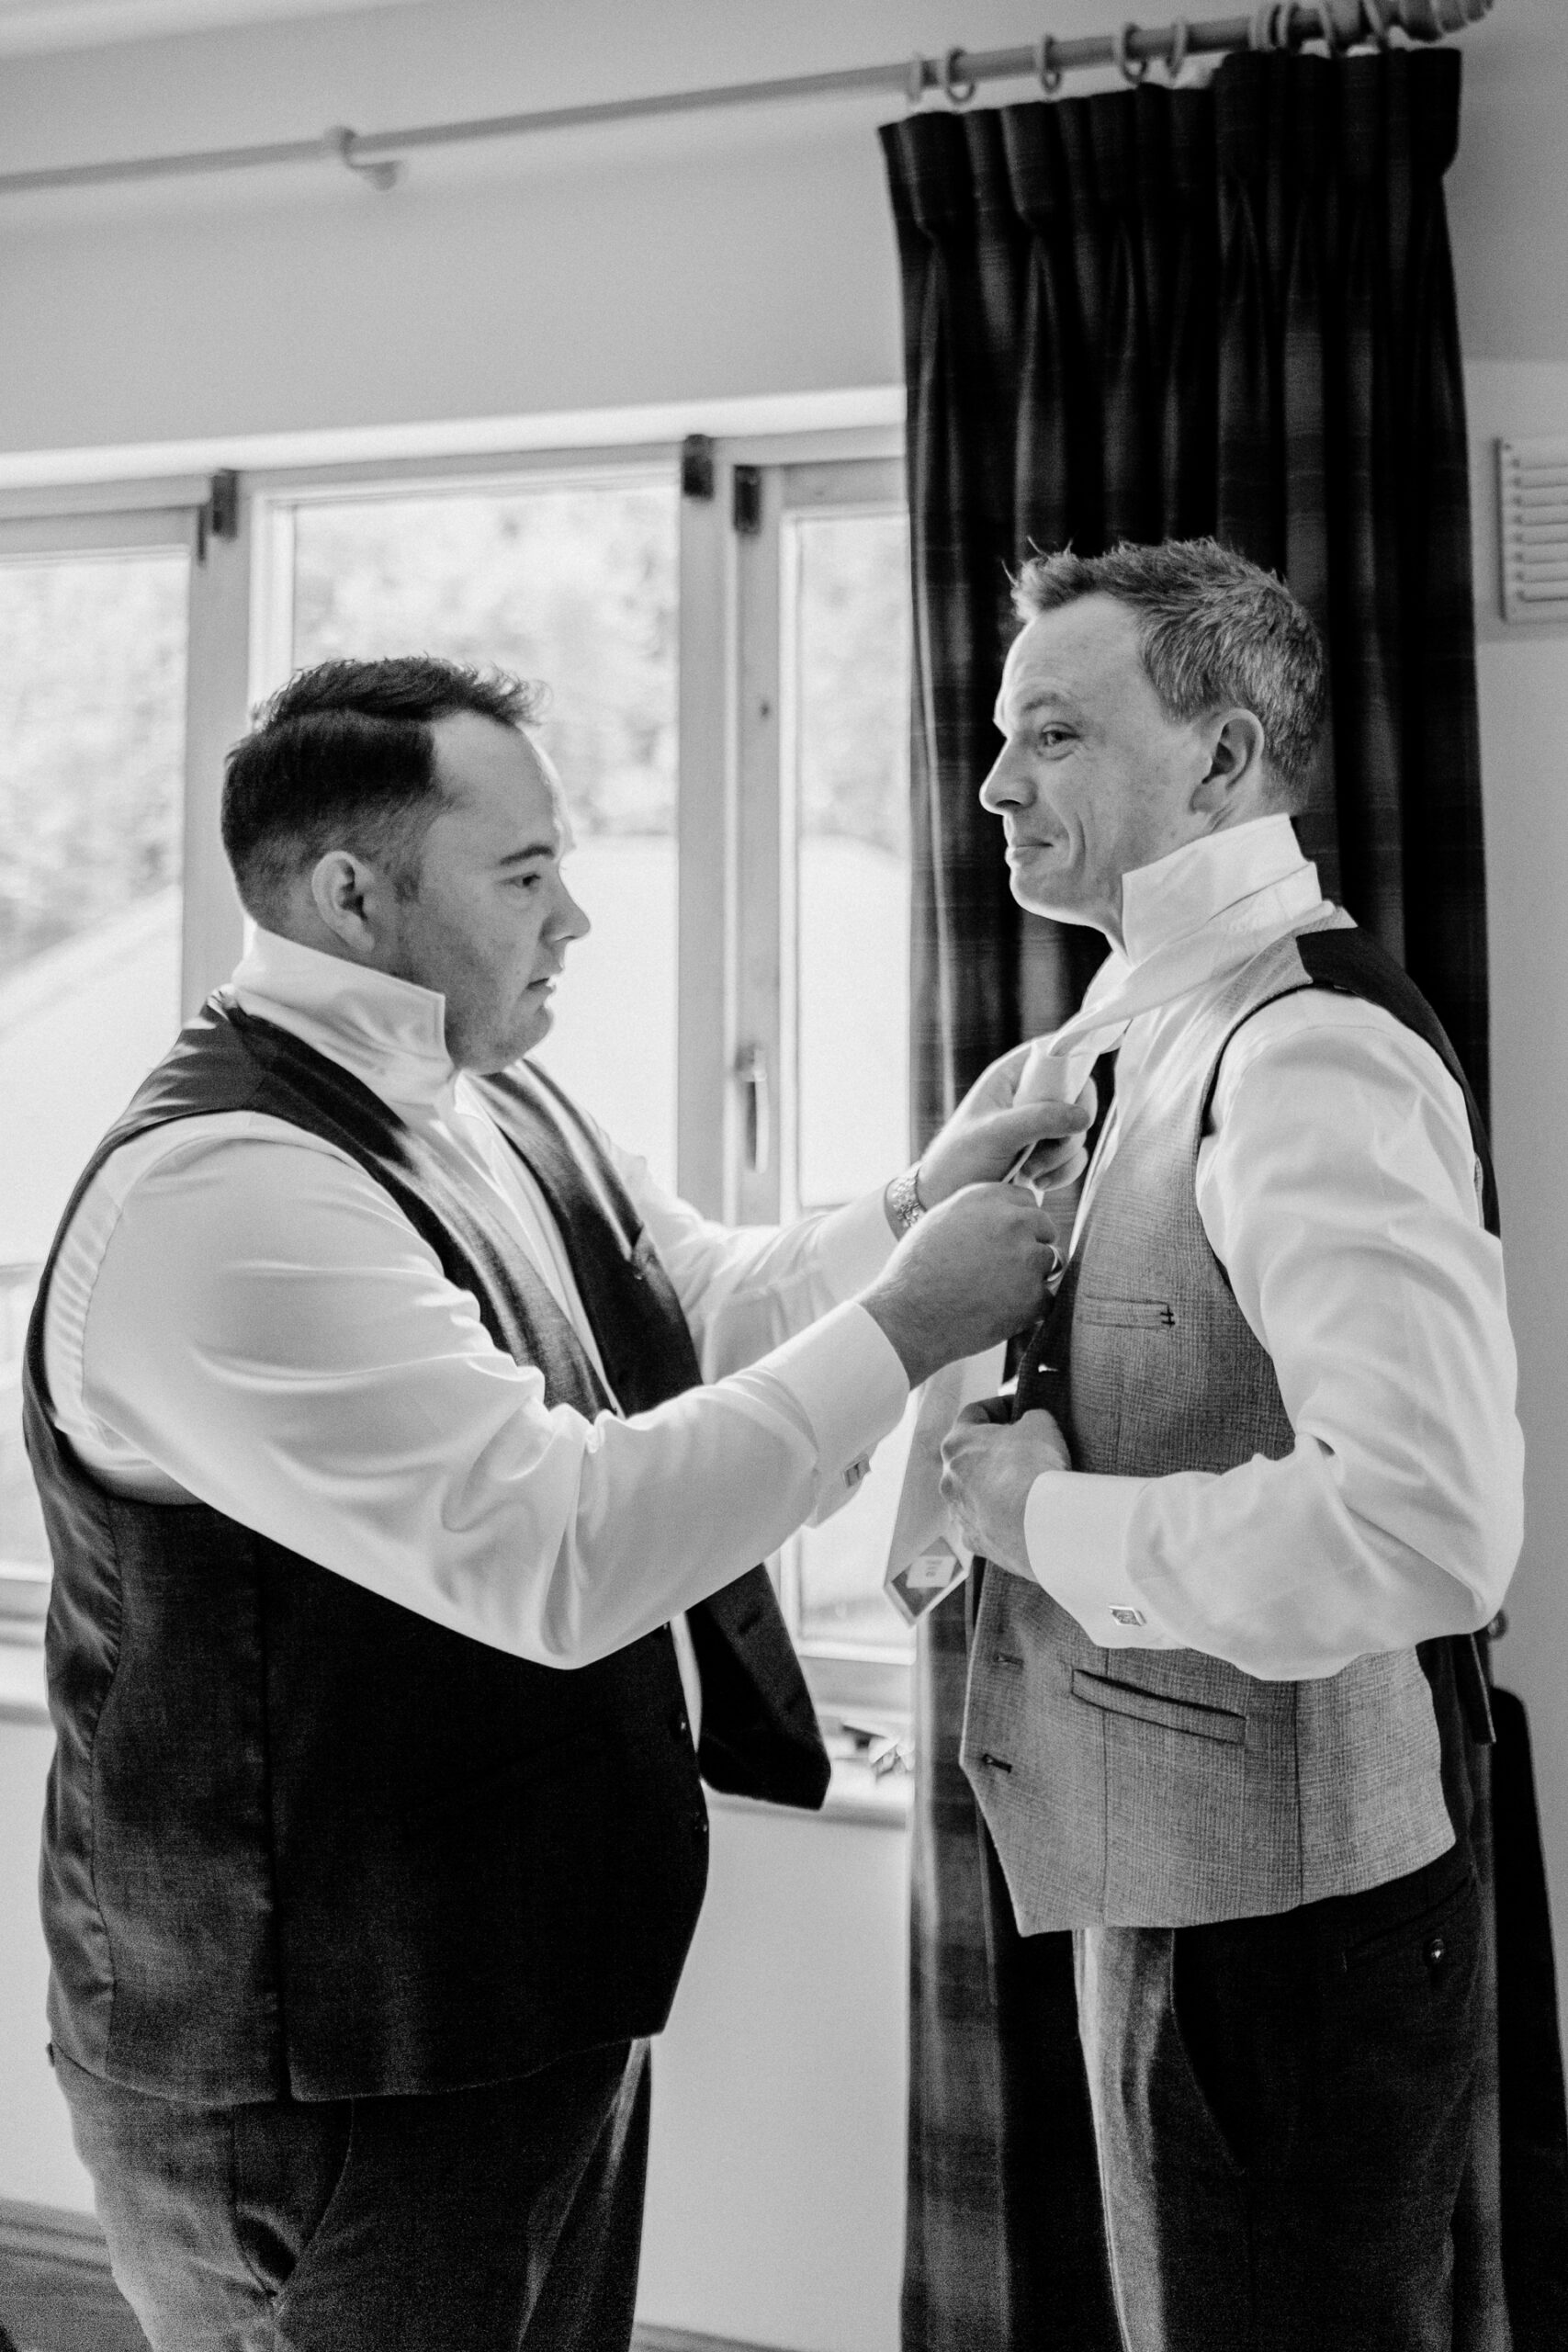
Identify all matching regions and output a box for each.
[0,0,427,54]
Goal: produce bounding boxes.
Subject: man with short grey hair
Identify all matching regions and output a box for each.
[941,539,1522,2350]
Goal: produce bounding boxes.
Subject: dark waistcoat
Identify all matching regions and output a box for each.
[25,1001,827,2104]
[963,919,1496,1932]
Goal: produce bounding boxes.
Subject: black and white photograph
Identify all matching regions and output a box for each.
[0,3,1564,2348]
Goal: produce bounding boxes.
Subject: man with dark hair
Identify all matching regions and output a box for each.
[27,654,1087,2352]
[940,540,1522,2349]
[220,656,548,915]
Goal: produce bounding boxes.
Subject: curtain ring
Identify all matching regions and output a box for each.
[1359,0,1392,45]
[942,45,977,107]
[1112,22,1150,83]
[906,52,929,107]
[1035,32,1065,95]
[1166,17,1191,78]
[1250,0,1296,49]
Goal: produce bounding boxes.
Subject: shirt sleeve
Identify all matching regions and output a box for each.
[591,1121,899,1382]
[73,1128,908,1668]
[1022,992,1525,1679]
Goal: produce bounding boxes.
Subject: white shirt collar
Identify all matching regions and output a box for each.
[1118,814,1319,968]
[225,928,459,1110]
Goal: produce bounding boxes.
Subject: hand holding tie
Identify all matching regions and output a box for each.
[939,1399,1072,1578]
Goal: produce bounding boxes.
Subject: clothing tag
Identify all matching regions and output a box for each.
[886,1545,968,1626]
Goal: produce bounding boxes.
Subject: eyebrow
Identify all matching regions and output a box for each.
[494,839,560,868]
[994,685,1076,728]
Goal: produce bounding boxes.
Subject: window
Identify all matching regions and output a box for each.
[0,510,196,1595]
[1,425,915,1718]
[717,457,919,1713]
[263,473,681,1187]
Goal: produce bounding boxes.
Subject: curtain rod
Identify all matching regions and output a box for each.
[0,0,1493,201]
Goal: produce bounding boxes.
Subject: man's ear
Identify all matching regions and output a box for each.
[1190,709,1269,820]
[309,850,382,956]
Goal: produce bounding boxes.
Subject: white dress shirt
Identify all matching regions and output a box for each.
[43,931,908,1668]
[1023,816,1524,1680]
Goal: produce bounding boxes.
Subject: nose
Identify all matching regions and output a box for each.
[979,736,1031,814]
[549,876,592,943]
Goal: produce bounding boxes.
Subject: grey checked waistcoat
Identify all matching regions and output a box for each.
[961,915,1495,1933]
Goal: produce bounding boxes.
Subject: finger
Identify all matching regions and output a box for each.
[1022,1134,1087,1175]
[992,1099,1093,1142]
[969,1039,1032,1108]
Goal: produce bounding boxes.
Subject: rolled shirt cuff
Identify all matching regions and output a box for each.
[1022,1469,1180,1649]
[761,1298,909,1519]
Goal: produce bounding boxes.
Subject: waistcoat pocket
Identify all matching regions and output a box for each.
[1074,1295,1175,1329]
[1071,1668,1246,1745]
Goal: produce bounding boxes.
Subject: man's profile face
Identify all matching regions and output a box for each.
[378,709,590,1073]
[980,594,1212,941]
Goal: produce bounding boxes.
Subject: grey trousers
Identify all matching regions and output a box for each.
[55,2038,651,2352]
[1075,1842,1483,2352]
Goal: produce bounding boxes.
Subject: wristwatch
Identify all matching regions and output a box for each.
[886,1163,927,1236]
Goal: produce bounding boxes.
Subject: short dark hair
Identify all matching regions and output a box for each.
[1011,538,1327,808]
[220,655,545,920]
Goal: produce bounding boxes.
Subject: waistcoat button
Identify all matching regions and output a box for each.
[1426,1934,1447,1969]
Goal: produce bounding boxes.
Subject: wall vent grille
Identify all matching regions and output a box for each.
[1498,438,1568,625]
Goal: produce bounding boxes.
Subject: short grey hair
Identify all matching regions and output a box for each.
[1011,538,1328,808]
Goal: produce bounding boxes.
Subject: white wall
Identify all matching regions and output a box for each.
[0,1717,90,2212]
[1,6,1566,2347]
[1468,352,1568,2051]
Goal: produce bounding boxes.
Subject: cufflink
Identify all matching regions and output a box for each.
[1110,1606,1145,1627]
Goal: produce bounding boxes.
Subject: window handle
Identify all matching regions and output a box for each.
[737,1043,772,1176]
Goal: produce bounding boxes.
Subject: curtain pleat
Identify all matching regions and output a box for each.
[882,46,1563,2349]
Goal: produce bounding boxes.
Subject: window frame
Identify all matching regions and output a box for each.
[712,450,916,1725]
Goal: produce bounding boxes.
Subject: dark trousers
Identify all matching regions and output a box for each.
[55,2039,650,2352]
[1074,1842,1484,2352]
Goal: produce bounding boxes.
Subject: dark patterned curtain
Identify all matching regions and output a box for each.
[881,45,1567,2350]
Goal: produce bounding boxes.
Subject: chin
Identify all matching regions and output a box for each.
[1008,860,1063,915]
[514,999,556,1057]
[1011,872,1096,928]
[464,1009,552,1076]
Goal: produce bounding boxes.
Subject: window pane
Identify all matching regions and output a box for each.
[289,481,679,1187]
[789,509,911,1213]
[784,506,914,1654]
[0,548,188,1568]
